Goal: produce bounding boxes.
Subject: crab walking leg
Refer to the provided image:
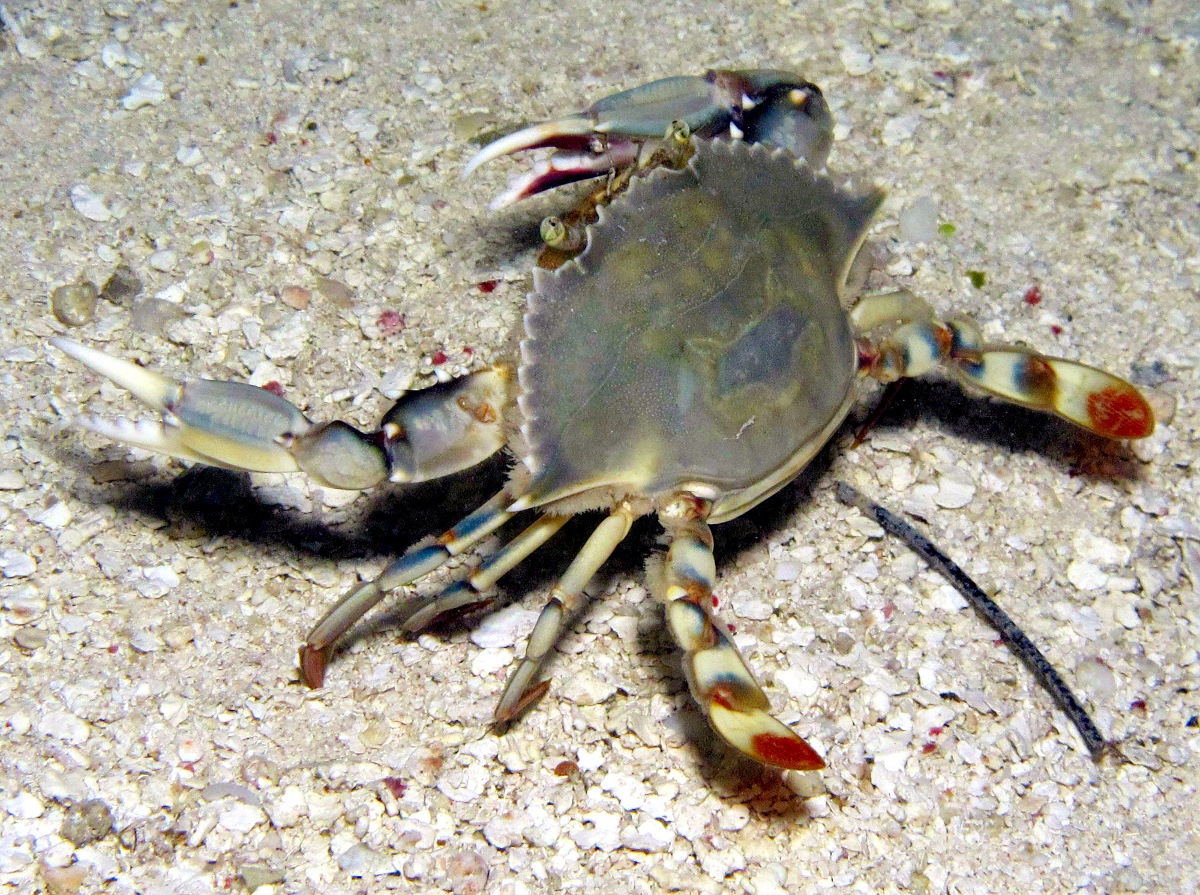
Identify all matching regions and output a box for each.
[400,513,570,632]
[299,491,515,687]
[493,502,636,723]
[851,292,1155,439]
[52,338,512,489]
[657,496,826,771]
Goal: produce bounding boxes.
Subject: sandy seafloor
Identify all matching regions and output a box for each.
[0,0,1197,893]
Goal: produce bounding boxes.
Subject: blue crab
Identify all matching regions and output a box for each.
[53,70,1155,771]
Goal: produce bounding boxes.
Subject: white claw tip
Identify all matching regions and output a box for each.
[51,337,180,412]
[463,118,596,178]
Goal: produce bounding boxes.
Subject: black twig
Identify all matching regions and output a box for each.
[835,481,1108,760]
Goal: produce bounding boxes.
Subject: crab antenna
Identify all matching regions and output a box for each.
[835,481,1108,759]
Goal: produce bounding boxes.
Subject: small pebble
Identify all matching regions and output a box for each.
[177,737,205,762]
[4,586,46,623]
[163,624,195,649]
[32,500,72,529]
[359,720,389,748]
[130,297,187,334]
[482,810,527,849]
[337,843,388,877]
[50,281,99,326]
[732,595,773,620]
[69,185,112,222]
[218,802,265,833]
[37,711,91,745]
[42,863,87,895]
[560,670,617,707]
[0,470,26,490]
[240,865,286,892]
[445,849,489,894]
[934,472,976,509]
[470,647,513,677]
[100,265,143,305]
[571,811,622,851]
[4,346,37,362]
[470,604,538,649]
[121,72,166,109]
[176,145,203,166]
[129,630,161,653]
[882,114,920,146]
[14,627,48,650]
[60,799,114,846]
[315,276,355,306]
[840,44,875,76]
[899,197,939,243]
[775,560,801,581]
[622,818,675,852]
[0,550,36,578]
[147,250,177,272]
[1067,559,1108,591]
[280,285,311,309]
[1074,658,1117,701]
[4,791,45,819]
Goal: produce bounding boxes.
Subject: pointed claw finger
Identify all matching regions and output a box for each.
[486,145,641,209]
[54,338,313,473]
[53,337,180,411]
[464,117,597,176]
[78,415,213,465]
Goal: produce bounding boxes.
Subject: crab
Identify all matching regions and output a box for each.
[53,69,1155,772]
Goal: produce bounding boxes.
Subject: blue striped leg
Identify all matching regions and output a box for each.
[493,502,636,723]
[299,491,515,686]
[658,494,825,771]
[400,513,570,632]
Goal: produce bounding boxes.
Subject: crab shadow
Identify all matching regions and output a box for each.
[56,375,1143,809]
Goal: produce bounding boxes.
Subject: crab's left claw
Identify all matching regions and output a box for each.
[53,338,511,490]
[52,337,311,474]
[466,69,833,208]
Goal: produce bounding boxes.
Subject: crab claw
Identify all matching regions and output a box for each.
[53,337,314,474]
[53,338,512,490]
[466,69,833,208]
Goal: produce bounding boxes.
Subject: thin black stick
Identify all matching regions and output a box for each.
[835,481,1108,760]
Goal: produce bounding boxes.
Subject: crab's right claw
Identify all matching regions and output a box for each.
[465,70,832,208]
[53,339,511,490]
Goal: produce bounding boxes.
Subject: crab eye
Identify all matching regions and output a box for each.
[665,119,691,145]
[745,86,833,168]
[540,216,569,248]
